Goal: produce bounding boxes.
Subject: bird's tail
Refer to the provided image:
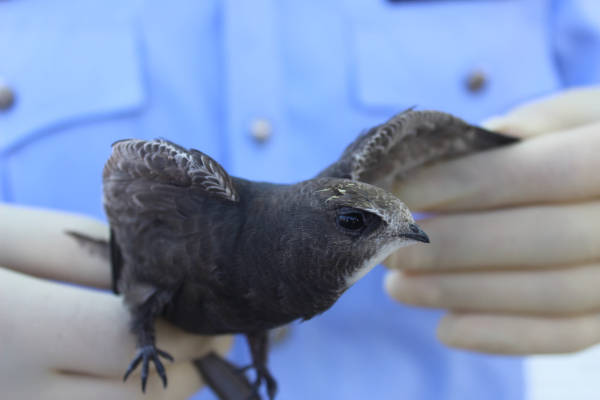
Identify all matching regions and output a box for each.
[194,353,256,400]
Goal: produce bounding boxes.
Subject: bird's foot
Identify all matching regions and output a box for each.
[237,364,277,400]
[123,345,174,392]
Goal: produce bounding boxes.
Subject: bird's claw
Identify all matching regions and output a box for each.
[123,345,174,392]
[239,364,277,400]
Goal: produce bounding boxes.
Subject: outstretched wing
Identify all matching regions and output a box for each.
[104,138,239,227]
[318,110,517,191]
[104,139,239,203]
[103,139,239,292]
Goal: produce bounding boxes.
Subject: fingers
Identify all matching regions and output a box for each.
[483,86,600,137]
[42,362,205,400]
[437,312,600,354]
[0,268,232,377]
[394,121,600,212]
[386,201,600,271]
[385,263,600,315]
[0,203,111,288]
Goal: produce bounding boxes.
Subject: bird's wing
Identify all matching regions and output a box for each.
[109,229,123,294]
[104,138,239,204]
[317,110,517,191]
[103,139,240,291]
[103,138,238,221]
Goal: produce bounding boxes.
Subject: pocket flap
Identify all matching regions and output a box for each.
[0,22,144,151]
[350,1,559,122]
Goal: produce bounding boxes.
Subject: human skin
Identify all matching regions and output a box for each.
[0,205,231,400]
[385,87,600,354]
[2,87,597,400]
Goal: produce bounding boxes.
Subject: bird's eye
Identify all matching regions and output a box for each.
[336,207,381,236]
[337,212,365,231]
[335,207,381,236]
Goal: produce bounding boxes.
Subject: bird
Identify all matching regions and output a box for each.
[99,110,517,399]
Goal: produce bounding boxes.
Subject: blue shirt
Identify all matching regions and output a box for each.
[1,1,599,399]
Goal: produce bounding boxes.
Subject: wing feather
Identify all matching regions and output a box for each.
[318,110,518,191]
[104,139,239,202]
[103,139,238,291]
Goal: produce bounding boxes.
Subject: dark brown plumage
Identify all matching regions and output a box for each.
[100,110,517,399]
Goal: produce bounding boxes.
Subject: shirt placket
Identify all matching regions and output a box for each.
[222,0,285,181]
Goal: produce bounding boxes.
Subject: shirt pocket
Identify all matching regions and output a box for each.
[348,0,560,122]
[0,19,144,153]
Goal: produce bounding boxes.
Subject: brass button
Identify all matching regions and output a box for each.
[249,118,273,143]
[465,70,487,93]
[0,81,15,111]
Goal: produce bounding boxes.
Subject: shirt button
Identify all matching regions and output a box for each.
[249,118,273,143]
[0,81,16,111]
[465,69,487,94]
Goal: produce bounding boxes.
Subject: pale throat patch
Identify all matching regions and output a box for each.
[345,240,414,287]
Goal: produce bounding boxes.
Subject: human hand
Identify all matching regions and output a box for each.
[385,87,600,354]
[0,204,231,400]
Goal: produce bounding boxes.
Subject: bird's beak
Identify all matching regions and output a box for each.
[399,223,430,243]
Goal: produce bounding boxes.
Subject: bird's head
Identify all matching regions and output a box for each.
[292,178,429,289]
